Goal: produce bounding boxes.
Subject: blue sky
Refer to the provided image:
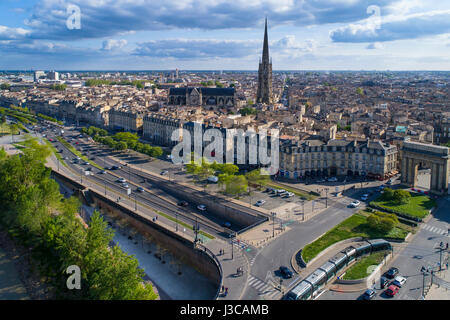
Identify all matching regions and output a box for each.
[0,0,449,70]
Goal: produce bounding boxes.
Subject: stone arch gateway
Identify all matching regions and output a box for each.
[401,141,450,195]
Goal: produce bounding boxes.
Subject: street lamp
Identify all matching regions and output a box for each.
[271,212,276,238]
[175,211,178,232]
[325,188,329,208]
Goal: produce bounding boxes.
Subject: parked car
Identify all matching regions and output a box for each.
[160,170,168,176]
[386,179,393,185]
[350,200,360,208]
[197,204,206,211]
[361,194,369,201]
[223,222,231,228]
[362,289,376,300]
[178,201,188,207]
[328,177,338,182]
[283,192,295,198]
[385,285,400,297]
[279,266,293,279]
[385,267,399,279]
[392,276,407,288]
[207,176,219,183]
[380,276,389,289]
[255,200,266,207]
[137,187,145,193]
[265,188,274,193]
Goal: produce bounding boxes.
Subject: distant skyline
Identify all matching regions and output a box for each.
[0,0,449,71]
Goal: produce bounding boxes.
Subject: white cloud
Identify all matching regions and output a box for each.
[102,39,128,51]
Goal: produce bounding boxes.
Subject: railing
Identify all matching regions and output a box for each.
[196,243,223,300]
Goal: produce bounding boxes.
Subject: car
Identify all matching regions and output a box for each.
[48,138,53,142]
[255,200,266,206]
[99,170,106,174]
[361,194,369,201]
[117,178,126,183]
[197,204,206,211]
[207,176,219,183]
[265,187,274,193]
[90,157,96,160]
[380,276,389,289]
[75,142,79,145]
[82,162,89,165]
[178,201,188,207]
[223,222,231,228]
[86,167,92,171]
[362,289,376,300]
[328,177,338,182]
[386,180,393,185]
[64,157,69,160]
[137,187,145,193]
[385,267,399,279]
[385,285,400,297]
[110,165,119,170]
[392,276,407,288]
[160,170,168,176]
[279,266,293,279]
[283,192,294,198]
[350,200,360,208]
[122,183,129,188]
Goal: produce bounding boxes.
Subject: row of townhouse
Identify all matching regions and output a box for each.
[279,139,398,179]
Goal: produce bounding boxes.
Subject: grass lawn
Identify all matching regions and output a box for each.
[370,193,435,219]
[342,250,389,280]
[264,181,317,201]
[301,211,410,263]
[56,136,104,170]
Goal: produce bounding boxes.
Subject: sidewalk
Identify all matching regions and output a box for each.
[425,266,450,300]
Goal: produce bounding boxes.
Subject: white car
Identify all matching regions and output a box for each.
[392,276,407,288]
[328,177,338,182]
[197,204,206,211]
[350,200,361,208]
[361,194,369,201]
[117,177,126,183]
[122,183,129,188]
[255,200,266,206]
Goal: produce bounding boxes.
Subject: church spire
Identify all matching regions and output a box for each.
[262,17,269,63]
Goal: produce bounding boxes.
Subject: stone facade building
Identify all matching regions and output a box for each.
[142,114,184,146]
[109,107,144,133]
[279,139,398,179]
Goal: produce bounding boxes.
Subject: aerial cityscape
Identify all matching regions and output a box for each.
[0,0,449,308]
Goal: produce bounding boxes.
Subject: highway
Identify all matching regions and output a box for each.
[39,125,233,239]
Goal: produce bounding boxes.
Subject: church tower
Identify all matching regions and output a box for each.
[256,18,273,104]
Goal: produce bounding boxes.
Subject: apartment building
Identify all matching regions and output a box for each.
[109,107,144,133]
[279,139,398,179]
[142,114,184,146]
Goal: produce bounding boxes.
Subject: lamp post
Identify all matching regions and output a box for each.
[421,266,431,298]
[325,188,329,208]
[175,211,178,232]
[271,212,276,238]
[134,193,137,211]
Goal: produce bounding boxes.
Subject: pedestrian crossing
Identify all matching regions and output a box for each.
[422,224,449,237]
[247,275,281,299]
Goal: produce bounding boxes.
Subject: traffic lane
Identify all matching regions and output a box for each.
[247,202,361,298]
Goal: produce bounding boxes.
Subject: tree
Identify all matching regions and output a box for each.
[392,190,411,204]
[114,132,139,145]
[356,87,364,96]
[150,146,163,158]
[367,211,398,233]
[1,83,10,90]
[245,169,270,189]
[225,175,248,196]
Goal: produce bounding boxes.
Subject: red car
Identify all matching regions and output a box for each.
[385,285,399,297]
